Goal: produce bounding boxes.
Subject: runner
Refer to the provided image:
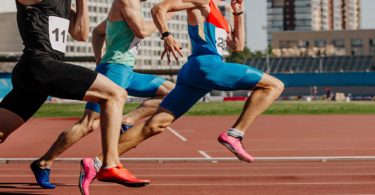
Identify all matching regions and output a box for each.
[0,0,147,190]
[29,0,174,193]
[78,0,284,193]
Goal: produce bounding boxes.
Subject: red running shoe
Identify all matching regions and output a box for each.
[97,164,150,187]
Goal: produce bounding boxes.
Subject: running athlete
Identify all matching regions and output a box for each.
[78,0,284,191]
[0,0,147,190]
[30,0,175,191]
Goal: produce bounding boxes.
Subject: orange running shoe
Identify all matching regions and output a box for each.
[97,164,150,187]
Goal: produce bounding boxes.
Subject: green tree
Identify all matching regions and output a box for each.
[225,46,253,64]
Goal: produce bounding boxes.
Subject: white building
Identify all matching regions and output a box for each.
[0,0,232,70]
[0,0,16,13]
[267,0,361,42]
[66,0,191,69]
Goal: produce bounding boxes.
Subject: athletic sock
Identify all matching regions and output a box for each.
[103,165,117,169]
[227,128,244,139]
[93,157,102,172]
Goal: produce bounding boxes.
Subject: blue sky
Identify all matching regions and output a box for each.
[245,0,375,51]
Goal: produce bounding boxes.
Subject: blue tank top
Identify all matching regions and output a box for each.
[188,0,230,57]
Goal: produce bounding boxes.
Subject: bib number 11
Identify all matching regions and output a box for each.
[52,28,66,43]
[49,16,70,53]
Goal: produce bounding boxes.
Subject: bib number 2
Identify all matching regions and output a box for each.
[215,28,228,56]
[49,16,69,53]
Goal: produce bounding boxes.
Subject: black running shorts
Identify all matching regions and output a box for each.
[0,52,98,121]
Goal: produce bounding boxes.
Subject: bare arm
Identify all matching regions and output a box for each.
[151,0,208,35]
[227,0,245,52]
[17,0,42,5]
[118,0,156,39]
[92,20,106,65]
[151,0,209,63]
[69,0,89,41]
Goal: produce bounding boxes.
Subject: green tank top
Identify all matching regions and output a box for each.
[100,20,140,67]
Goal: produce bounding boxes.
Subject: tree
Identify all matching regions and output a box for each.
[225,46,253,64]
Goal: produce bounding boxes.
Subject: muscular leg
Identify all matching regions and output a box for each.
[231,74,284,132]
[37,80,174,168]
[0,108,24,143]
[83,74,127,167]
[122,80,174,125]
[36,110,100,168]
[97,107,175,162]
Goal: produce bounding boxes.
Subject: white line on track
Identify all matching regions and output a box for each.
[40,182,375,187]
[198,150,212,159]
[167,127,187,142]
[3,156,375,163]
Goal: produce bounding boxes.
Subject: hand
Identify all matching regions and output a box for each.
[161,35,183,64]
[231,0,244,13]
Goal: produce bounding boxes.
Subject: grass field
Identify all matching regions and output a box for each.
[33,101,375,117]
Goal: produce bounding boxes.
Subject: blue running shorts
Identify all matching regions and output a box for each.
[86,63,166,113]
[160,55,263,118]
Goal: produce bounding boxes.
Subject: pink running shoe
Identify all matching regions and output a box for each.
[79,158,97,195]
[218,131,254,163]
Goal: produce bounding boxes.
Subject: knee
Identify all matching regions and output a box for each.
[158,81,175,96]
[80,121,96,136]
[75,119,97,136]
[164,81,175,93]
[107,87,127,105]
[144,121,168,136]
[272,79,285,95]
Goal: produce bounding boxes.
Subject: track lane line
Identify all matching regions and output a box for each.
[167,127,187,142]
[3,156,375,163]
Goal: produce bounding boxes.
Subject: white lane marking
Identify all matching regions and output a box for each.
[198,150,212,159]
[198,150,218,163]
[3,156,375,163]
[3,173,375,178]
[167,127,187,142]
[45,181,375,187]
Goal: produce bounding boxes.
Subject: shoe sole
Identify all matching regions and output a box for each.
[219,140,253,163]
[78,161,85,195]
[78,160,96,195]
[98,178,150,188]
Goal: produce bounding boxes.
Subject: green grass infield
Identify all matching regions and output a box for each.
[33,101,375,117]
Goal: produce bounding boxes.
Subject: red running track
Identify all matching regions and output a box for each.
[0,115,375,194]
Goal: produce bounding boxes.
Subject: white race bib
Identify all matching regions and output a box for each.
[48,16,69,53]
[129,37,141,56]
[215,28,229,56]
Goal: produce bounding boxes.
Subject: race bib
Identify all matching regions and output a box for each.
[129,37,141,56]
[48,16,69,53]
[215,28,228,56]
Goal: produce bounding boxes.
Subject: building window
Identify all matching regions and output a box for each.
[370,39,375,55]
[332,39,345,48]
[315,40,327,48]
[351,39,363,47]
[351,39,363,56]
[370,39,375,46]
[298,40,309,48]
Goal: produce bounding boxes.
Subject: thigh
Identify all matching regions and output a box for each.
[85,64,133,113]
[203,61,264,91]
[42,59,98,100]
[0,88,47,121]
[127,72,166,97]
[95,63,133,89]
[181,56,264,91]
[160,83,209,119]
